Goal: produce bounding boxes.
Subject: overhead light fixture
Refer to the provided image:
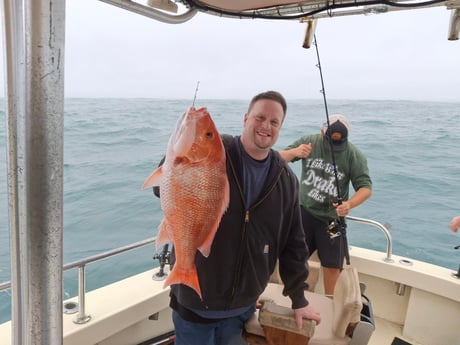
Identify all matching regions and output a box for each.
[147,0,178,13]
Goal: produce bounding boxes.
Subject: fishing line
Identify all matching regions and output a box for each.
[192,80,200,107]
[313,34,350,265]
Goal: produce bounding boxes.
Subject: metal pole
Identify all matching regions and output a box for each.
[74,265,91,324]
[2,0,66,344]
[1,1,26,343]
[346,215,394,263]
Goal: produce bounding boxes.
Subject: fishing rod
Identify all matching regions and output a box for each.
[313,34,350,265]
[192,80,200,107]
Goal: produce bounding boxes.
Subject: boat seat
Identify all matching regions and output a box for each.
[244,266,375,345]
[244,300,316,345]
[269,256,321,292]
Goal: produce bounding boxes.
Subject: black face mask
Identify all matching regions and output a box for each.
[325,130,348,151]
[326,126,347,141]
[332,137,347,146]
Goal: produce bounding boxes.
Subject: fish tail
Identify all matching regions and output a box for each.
[164,265,202,300]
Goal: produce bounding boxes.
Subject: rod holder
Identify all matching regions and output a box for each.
[73,265,91,324]
[395,283,406,296]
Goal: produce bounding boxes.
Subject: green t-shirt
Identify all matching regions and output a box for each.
[286,134,372,223]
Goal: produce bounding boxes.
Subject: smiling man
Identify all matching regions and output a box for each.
[166,91,320,345]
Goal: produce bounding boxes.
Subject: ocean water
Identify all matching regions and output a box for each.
[1,98,459,324]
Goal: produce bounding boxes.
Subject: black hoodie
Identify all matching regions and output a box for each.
[169,134,311,319]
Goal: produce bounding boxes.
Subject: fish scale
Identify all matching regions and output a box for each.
[142,106,229,299]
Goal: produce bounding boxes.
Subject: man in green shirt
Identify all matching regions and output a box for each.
[279,114,372,296]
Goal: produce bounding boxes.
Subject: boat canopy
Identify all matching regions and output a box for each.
[100,0,460,40]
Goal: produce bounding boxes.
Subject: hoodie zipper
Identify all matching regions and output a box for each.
[228,163,285,307]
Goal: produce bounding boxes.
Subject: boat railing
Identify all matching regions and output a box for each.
[346,215,393,263]
[0,216,392,324]
[0,281,10,292]
[0,236,157,325]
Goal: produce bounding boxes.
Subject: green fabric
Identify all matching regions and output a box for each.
[286,134,372,223]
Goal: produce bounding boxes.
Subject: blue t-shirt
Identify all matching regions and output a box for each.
[238,137,272,207]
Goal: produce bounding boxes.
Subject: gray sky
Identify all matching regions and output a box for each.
[1,0,459,101]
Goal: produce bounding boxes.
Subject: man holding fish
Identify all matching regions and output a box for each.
[143,91,321,345]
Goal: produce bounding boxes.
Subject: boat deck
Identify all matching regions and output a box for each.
[371,317,421,345]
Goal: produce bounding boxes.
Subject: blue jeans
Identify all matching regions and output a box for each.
[172,305,256,345]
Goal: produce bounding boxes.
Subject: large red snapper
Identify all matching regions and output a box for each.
[142,106,229,299]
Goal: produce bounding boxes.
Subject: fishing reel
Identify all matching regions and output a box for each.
[327,218,346,239]
[454,244,460,279]
[152,244,173,281]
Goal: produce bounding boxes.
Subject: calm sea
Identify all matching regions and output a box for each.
[1,98,459,323]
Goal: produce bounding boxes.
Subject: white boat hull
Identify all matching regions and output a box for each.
[3,245,458,345]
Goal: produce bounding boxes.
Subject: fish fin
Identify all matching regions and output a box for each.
[156,220,172,249]
[141,166,163,190]
[164,265,202,300]
[197,227,218,258]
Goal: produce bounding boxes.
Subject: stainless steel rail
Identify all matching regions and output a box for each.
[346,215,393,263]
[1,236,157,325]
[64,237,156,270]
[98,0,198,24]
[1,215,393,323]
[0,281,11,291]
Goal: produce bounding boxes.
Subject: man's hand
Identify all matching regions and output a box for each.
[450,216,460,232]
[333,200,351,217]
[294,143,312,159]
[294,304,321,329]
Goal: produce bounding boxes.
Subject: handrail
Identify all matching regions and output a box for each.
[67,236,157,324]
[346,215,393,263]
[98,0,198,24]
[1,216,393,323]
[64,237,156,270]
[0,281,11,291]
[0,236,157,324]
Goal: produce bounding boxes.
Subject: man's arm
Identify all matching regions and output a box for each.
[279,143,312,162]
[334,187,372,217]
[347,187,372,209]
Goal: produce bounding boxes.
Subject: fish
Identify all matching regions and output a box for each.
[142,106,229,299]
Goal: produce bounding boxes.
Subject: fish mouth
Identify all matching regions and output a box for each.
[172,110,197,156]
[171,107,212,158]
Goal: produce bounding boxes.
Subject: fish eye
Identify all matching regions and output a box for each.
[206,131,214,138]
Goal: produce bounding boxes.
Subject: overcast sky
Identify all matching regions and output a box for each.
[1,0,459,101]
